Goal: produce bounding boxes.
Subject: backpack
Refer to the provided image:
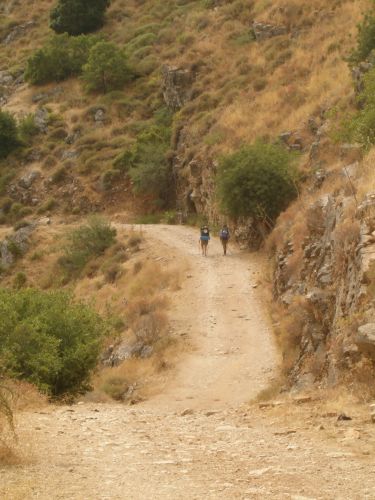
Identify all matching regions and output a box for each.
[220,228,229,240]
[201,227,209,237]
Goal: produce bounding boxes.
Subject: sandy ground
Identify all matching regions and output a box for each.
[1,225,375,499]
[140,224,279,411]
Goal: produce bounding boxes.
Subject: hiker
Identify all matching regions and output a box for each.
[200,225,210,256]
[219,224,230,255]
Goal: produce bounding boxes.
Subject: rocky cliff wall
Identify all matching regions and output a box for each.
[272,188,375,389]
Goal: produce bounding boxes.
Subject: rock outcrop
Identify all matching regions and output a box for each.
[161,65,194,111]
[253,21,288,41]
[2,20,35,44]
[0,224,35,269]
[273,190,375,386]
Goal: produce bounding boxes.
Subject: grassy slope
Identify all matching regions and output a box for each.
[0,1,367,214]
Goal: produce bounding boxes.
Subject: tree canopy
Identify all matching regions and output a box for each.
[50,0,110,36]
[216,142,298,223]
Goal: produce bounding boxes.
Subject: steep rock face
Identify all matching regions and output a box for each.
[0,224,35,269]
[273,192,375,385]
[162,65,194,111]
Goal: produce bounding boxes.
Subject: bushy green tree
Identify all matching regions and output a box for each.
[25,34,100,85]
[336,67,375,146]
[217,142,298,222]
[114,123,172,205]
[50,0,110,36]
[82,41,133,92]
[350,5,375,64]
[0,111,19,159]
[59,216,117,277]
[0,288,106,395]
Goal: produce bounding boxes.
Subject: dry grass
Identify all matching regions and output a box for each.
[2,0,367,167]
[272,296,311,374]
[0,380,45,466]
[332,218,361,277]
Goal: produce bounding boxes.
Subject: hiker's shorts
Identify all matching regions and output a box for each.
[200,236,210,242]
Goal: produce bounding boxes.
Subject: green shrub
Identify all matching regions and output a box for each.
[115,122,173,206]
[125,33,157,55]
[50,0,110,35]
[25,34,100,85]
[82,41,133,93]
[0,288,106,395]
[0,111,19,159]
[6,240,22,259]
[37,198,57,214]
[13,220,31,231]
[350,5,375,63]
[337,67,375,146]
[18,114,39,144]
[101,169,121,190]
[51,166,67,184]
[0,172,15,196]
[59,216,117,277]
[229,30,255,46]
[100,376,128,400]
[217,142,298,222]
[13,272,27,290]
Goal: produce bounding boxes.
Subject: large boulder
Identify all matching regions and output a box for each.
[355,324,375,356]
[0,224,35,269]
[34,107,49,133]
[18,170,41,189]
[161,65,194,111]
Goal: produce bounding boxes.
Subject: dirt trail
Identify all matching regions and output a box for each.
[140,224,278,411]
[1,225,375,499]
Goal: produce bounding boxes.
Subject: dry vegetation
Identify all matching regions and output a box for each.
[0,0,368,221]
[0,218,182,403]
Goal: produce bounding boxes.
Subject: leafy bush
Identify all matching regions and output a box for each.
[350,6,375,63]
[82,41,133,93]
[336,67,375,146]
[25,34,100,85]
[101,168,121,190]
[50,0,110,36]
[0,111,19,159]
[0,288,106,395]
[114,122,173,205]
[217,142,298,222]
[18,114,39,144]
[37,198,57,214]
[59,216,117,277]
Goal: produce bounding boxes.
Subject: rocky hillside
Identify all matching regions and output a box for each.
[0,0,365,219]
[2,0,375,394]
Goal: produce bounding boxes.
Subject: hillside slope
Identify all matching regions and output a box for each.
[0,0,367,219]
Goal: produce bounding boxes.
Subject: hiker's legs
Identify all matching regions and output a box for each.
[202,241,208,256]
[221,239,227,255]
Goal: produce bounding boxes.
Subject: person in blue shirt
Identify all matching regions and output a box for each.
[219,224,230,256]
[199,225,210,256]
